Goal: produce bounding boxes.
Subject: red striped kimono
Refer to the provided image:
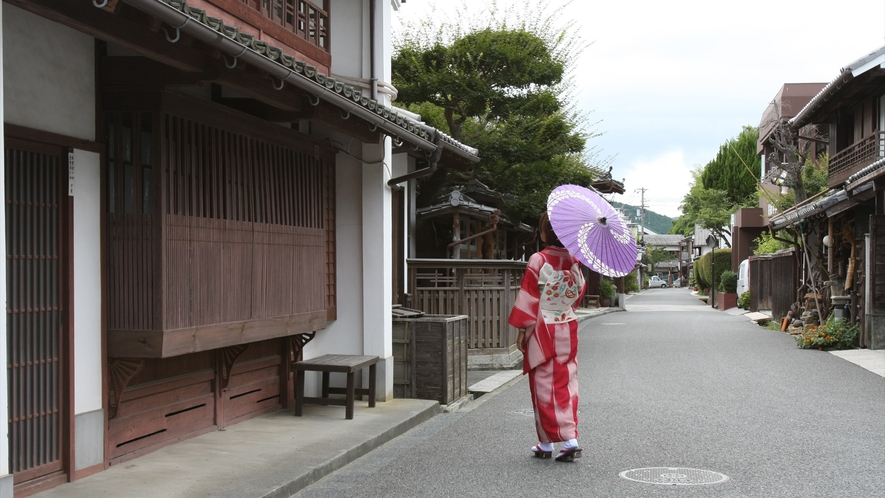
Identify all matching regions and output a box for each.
[508,246,586,444]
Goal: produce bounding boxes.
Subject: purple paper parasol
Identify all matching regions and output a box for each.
[547,185,638,277]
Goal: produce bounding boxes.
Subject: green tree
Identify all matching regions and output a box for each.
[674,169,733,245]
[669,215,695,237]
[392,0,606,223]
[700,126,761,206]
[643,246,673,275]
[394,28,565,143]
[753,228,802,256]
[673,127,761,245]
[495,153,595,223]
[802,152,829,198]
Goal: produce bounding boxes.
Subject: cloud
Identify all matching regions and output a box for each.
[619,150,695,219]
[394,0,885,220]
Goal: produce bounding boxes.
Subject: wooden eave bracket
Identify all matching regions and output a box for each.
[108,358,144,419]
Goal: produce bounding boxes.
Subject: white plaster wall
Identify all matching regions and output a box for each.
[2,7,103,478]
[331,1,366,82]
[303,154,364,397]
[311,0,394,400]
[4,6,100,417]
[309,2,366,362]
[364,0,394,398]
[2,5,95,141]
[0,0,9,485]
[310,154,364,357]
[360,143,393,400]
[73,149,103,414]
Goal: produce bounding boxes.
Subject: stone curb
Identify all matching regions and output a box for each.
[261,402,442,498]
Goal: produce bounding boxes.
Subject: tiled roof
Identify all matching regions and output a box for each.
[643,234,684,247]
[789,45,885,129]
[123,0,478,162]
[845,157,885,191]
[417,190,532,232]
[768,189,837,230]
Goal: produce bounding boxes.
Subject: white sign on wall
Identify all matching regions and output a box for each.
[68,152,75,196]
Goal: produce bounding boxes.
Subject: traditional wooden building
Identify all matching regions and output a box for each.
[406,174,628,369]
[767,46,885,349]
[1,0,477,495]
[414,181,534,261]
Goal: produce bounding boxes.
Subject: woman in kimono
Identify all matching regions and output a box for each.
[508,212,586,462]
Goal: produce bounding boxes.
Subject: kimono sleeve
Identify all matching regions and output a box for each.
[571,261,587,308]
[508,254,543,329]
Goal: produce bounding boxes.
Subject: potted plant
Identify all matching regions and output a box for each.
[717,270,738,311]
[598,278,616,307]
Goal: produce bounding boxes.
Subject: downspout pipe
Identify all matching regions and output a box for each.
[386,164,437,186]
[369,0,377,101]
[120,0,437,153]
[387,130,443,186]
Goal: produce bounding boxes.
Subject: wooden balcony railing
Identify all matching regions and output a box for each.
[407,259,526,352]
[240,0,329,52]
[829,130,884,187]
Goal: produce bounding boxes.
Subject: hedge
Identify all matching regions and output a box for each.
[695,248,732,291]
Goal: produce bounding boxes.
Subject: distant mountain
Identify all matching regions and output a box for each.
[612,202,675,235]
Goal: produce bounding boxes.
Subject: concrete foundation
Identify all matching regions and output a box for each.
[0,475,12,498]
[468,349,523,370]
[75,409,104,470]
[867,314,885,350]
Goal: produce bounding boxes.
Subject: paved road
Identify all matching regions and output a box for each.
[293,288,885,497]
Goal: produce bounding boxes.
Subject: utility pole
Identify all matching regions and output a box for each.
[635,187,647,290]
[635,188,647,243]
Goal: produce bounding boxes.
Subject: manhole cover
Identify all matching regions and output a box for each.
[619,467,729,486]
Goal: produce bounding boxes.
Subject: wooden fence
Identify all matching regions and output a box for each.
[749,249,798,319]
[407,259,526,352]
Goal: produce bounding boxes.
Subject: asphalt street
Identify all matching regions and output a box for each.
[292,288,885,498]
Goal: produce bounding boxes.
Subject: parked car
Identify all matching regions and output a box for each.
[648,276,667,288]
[736,259,749,297]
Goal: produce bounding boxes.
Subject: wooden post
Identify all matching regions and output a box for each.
[452,213,461,259]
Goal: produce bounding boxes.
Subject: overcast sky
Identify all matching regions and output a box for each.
[392,0,885,218]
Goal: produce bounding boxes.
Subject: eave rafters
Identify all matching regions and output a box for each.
[9,0,206,73]
[15,0,479,168]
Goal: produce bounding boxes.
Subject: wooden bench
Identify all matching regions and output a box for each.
[582,294,600,308]
[293,354,379,420]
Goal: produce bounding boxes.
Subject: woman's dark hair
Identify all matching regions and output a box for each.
[539,212,563,248]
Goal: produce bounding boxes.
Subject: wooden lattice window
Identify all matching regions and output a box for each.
[107,111,156,332]
[5,138,67,482]
[161,114,334,331]
[163,116,325,228]
[105,93,336,357]
[242,0,329,52]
